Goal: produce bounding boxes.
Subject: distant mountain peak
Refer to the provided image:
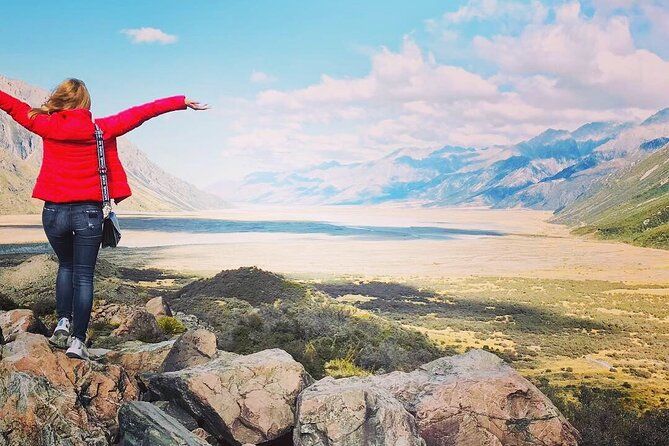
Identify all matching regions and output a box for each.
[641,108,669,126]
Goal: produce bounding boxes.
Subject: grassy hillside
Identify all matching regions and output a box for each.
[553,141,669,248]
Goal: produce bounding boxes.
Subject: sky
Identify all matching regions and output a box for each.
[1,0,669,192]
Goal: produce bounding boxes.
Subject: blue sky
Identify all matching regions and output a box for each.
[1,1,668,192]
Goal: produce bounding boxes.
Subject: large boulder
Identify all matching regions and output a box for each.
[0,309,48,342]
[112,309,166,343]
[117,401,210,446]
[0,332,139,445]
[296,380,426,446]
[159,329,217,372]
[294,350,579,446]
[143,348,314,445]
[103,339,176,376]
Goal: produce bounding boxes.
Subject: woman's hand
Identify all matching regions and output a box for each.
[185,98,210,110]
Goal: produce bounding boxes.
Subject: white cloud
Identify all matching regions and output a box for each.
[214,1,669,177]
[121,27,178,44]
[444,0,548,24]
[250,70,277,84]
[474,2,669,108]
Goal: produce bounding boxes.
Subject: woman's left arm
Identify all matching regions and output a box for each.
[0,90,52,136]
[96,95,191,138]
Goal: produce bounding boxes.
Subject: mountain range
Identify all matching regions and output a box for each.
[0,75,226,214]
[216,110,669,211]
[552,139,669,248]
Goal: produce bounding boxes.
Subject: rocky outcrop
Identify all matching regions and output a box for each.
[294,349,580,446]
[112,309,166,343]
[159,328,217,372]
[143,348,314,445]
[296,381,426,446]
[0,308,47,342]
[117,401,210,446]
[103,339,175,376]
[0,331,139,445]
[152,400,200,430]
[146,296,173,317]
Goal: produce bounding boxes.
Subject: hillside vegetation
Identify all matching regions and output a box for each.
[554,142,669,248]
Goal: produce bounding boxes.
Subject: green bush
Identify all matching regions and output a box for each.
[157,316,186,335]
[325,357,371,378]
[536,378,669,446]
[169,268,445,379]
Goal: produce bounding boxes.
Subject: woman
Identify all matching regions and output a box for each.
[0,78,208,360]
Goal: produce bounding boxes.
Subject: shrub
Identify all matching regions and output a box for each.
[536,379,669,446]
[325,358,371,378]
[0,291,17,311]
[157,316,186,335]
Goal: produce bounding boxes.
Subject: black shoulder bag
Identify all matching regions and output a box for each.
[94,124,122,248]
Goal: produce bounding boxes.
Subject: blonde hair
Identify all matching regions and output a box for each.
[28,78,91,119]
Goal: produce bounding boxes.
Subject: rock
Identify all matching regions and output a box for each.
[146,296,173,317]
[294,350,579,446]
[103,339,175,376]
[112,309,166,343]
[0,309,48,342]
[295,380,425,446]
[159,329,217,372]
[0,332,139,445]
[91,301,136,326]
[153,400,200,430]
[118,401,210,446]
[191,427,218,445]
[143,348,314,445]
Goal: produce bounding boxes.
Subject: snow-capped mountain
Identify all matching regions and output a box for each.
[214,114,668,210]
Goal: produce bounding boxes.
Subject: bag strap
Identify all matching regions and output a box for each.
[94,124,112,218]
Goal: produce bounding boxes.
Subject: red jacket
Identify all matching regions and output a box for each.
[0,91,187,204]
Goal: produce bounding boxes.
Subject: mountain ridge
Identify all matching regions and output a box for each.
[214,114,668,210]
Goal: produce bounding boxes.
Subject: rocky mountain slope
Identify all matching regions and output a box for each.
[0,75,226,214]
[553,139,669,248]
[0,254,579,446]
[219,112,669,210]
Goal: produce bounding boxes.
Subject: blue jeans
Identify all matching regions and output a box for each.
[42,200,103,341]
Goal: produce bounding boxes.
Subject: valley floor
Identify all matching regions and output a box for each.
[3,205,669,283]
[1,205,668,409]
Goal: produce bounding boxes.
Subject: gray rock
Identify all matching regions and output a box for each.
[153,400,200,431]
[294,350,580,446]
[112,309,166,343]
[117,401,210,446]
[159,329,217,372]
[295,379,426,446]
[143,348,313,445]
[146,296,173,317]
[191,428,218,445]
[104,339,175,376]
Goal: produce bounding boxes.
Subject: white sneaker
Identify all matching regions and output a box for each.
[54,317,70,335]
[48,317,72,349]
[66,337,89,360]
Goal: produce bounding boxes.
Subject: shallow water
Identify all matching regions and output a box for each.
[109,217,505,240]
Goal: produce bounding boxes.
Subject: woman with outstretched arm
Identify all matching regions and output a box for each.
[0,78,209,360]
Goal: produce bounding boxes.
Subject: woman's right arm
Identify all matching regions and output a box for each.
[0,90,55,137]
[96,95,189,138]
